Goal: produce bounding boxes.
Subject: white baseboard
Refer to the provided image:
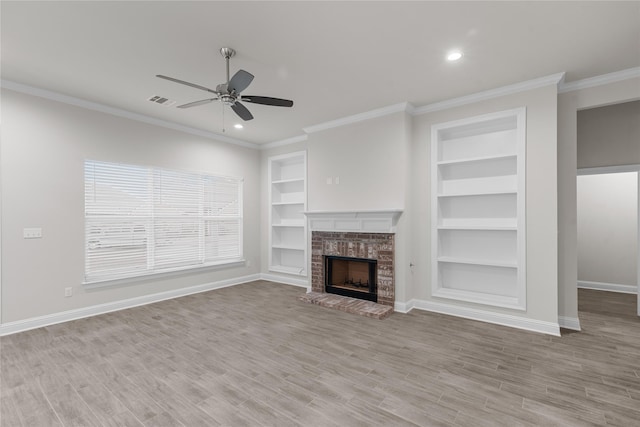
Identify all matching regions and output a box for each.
[394,299,415,313]
[0,274,261,337]
[407,299,561,336]
[558,316,581,331]
[578,280,637,294]
[260,273,309,288]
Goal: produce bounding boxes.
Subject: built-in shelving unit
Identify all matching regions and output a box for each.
[268,151,307,276]
[431,108,526,310]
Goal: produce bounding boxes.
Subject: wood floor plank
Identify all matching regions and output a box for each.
[0,393,25,427]
[1,283,640,425]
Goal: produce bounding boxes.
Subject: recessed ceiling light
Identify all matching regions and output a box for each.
[447,51,463,61]
[234,124,243,129]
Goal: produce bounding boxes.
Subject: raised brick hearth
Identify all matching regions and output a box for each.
[299,292,393,319]
[311,231,395,307]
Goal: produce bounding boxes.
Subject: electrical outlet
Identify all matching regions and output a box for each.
[23,228,43,239]
[64,287,73,297]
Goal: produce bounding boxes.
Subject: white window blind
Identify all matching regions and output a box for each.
[84,160,243,283]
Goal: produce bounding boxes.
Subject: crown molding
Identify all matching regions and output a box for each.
[270,72,566,148]
[558,67,640,94]
[302,102,414,134]
[260,134,308,150]
[412,72,566,115]
[0,79,259,150]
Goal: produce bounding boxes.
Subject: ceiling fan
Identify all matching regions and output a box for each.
[156,47,293,121]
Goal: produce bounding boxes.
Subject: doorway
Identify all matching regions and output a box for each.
[577,169,639,317]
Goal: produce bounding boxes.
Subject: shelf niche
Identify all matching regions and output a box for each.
[268,151,307,276]
[431,108,526,310]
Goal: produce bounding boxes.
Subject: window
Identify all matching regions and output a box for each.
[84,160,243,283]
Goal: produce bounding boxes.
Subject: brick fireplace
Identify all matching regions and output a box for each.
[303,209,402,316]
[311,231,395,306]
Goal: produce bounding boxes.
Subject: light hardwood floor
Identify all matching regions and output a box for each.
[1,281,639,426]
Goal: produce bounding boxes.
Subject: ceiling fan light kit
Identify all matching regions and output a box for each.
[156,47,294,122]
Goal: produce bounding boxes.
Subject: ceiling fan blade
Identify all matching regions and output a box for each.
[156,75,219,94]
[231,101,254,121]
[177,98,218,109]
[228,70,254,93]
[241,96,293,107]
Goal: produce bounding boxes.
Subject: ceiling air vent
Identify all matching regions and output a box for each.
[148,95,176,107]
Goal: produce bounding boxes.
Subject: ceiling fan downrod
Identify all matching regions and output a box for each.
[220,47,235,86]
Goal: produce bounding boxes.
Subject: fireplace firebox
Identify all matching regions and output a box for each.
[325,256,377,302]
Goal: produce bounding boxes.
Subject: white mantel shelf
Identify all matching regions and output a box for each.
[303,209,403,233]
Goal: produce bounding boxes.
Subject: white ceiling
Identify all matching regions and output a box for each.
[2,1,639,146]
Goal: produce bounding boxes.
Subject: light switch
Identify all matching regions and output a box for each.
[23,228,42,239]
[326,177,333,185]
[335,176,340,185]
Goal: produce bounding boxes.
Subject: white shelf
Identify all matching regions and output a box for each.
[438,127,518,162]
[431,108,526,311]
[432,287,520,310]
[268,151,307,277]
[272,178,305,185]
[272,201,305,206]
[269,264,306,276]
[438,189,517,197]
[272,244,305,250]
[439,218,517,229]
[273,219,305,227]
[438,225,516,231]
[437,256,517,269]
[437,153,517,166]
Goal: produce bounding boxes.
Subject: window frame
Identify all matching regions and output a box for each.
[83,159,244,285]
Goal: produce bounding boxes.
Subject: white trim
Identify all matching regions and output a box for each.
[577,164,640,176]
[558,67,640,94]
[413,73,565,115]
[302,102,413,134]
[409,299,561,336]
[0,79,258,150]
[558,316,581,331]
[578,280,637,294]
[260,134,308,150]
[260,273,309,288]
[430,107,527,311]
[304,209,403,233]
[0,123,2,325]
[268,151,308,276]
[394,299,415,314]
[83,260,246,288]
[0,274,260,337]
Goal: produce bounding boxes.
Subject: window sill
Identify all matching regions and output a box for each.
[83,259,246,289]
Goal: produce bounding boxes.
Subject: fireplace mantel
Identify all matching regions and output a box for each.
[304,209,403,233]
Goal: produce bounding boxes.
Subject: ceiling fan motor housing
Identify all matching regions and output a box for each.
[220,93,237,106]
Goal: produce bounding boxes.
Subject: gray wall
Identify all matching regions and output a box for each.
[578,101,640,168]
[577,172,638,286]
[1,89,261,323]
